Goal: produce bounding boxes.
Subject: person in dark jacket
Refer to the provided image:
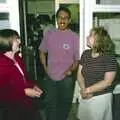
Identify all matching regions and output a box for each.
[0,29,43,120]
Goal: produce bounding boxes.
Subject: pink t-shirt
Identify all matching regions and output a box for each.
[39,29,79,80]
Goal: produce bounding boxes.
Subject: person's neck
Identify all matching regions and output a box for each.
[58,28,70,32]
[4,51,16,61]
[91,51,99,58]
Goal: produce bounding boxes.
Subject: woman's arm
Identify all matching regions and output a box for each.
[77,64,94,99]
[85,71,116,94]
[77,65,85,90]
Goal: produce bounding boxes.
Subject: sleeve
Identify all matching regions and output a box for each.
[104,55,117,72]
[73,33,79,61]
[79,50,88,65]
[39,31,49,53]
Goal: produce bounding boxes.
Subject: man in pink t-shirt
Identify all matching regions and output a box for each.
[39,7,79,120]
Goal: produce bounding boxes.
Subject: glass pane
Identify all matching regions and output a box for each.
[96,0,120,5]
[0,0,6,3]
[0,13,10,29]
[93,12,120,64]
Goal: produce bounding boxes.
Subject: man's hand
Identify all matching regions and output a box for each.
[64,69,72,76]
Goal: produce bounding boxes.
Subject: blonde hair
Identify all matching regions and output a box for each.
[91,27,115,55]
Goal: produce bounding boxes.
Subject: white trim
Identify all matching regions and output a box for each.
[0,0,20,34]
[0,4,9,12]
[94,5,120,12]
[79,0,84,56]
[7,0,20,34]
[84,0,93,49]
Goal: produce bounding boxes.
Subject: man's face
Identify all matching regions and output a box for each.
[57,10,71,31]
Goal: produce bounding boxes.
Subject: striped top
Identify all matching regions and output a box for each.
[80,49,117,96]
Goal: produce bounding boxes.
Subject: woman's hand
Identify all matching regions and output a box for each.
[80,88,93,99]
[24,87,43,98]
[33,86,43,95]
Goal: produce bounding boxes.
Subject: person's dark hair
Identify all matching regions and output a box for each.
[91,27,115,55]
[51,14,56,25]
[56,7,71,19]
[37,15,51,25]
[0,29,20,53]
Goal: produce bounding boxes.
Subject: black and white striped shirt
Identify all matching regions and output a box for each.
[80,49,117,96]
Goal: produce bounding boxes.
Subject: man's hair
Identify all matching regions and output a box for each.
[56,7,71,19]
[0,29,20,53]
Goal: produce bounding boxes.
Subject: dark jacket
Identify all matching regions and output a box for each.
[0,53,35,109]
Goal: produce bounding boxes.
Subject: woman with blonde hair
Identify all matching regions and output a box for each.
[77,27,117,120]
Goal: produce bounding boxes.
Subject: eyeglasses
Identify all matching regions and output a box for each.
[57,16,70,20]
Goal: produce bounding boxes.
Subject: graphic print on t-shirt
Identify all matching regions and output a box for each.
[63,43,70,50]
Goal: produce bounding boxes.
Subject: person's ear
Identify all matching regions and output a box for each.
[68,18,71,23]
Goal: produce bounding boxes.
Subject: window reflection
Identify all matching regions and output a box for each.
[93,12,120,64]
[96,0,120,5]
[0,13,10,29]
[0,0,6,3]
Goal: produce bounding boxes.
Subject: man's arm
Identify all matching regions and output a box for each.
[64,60,79,76]
[39,51,47,73]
